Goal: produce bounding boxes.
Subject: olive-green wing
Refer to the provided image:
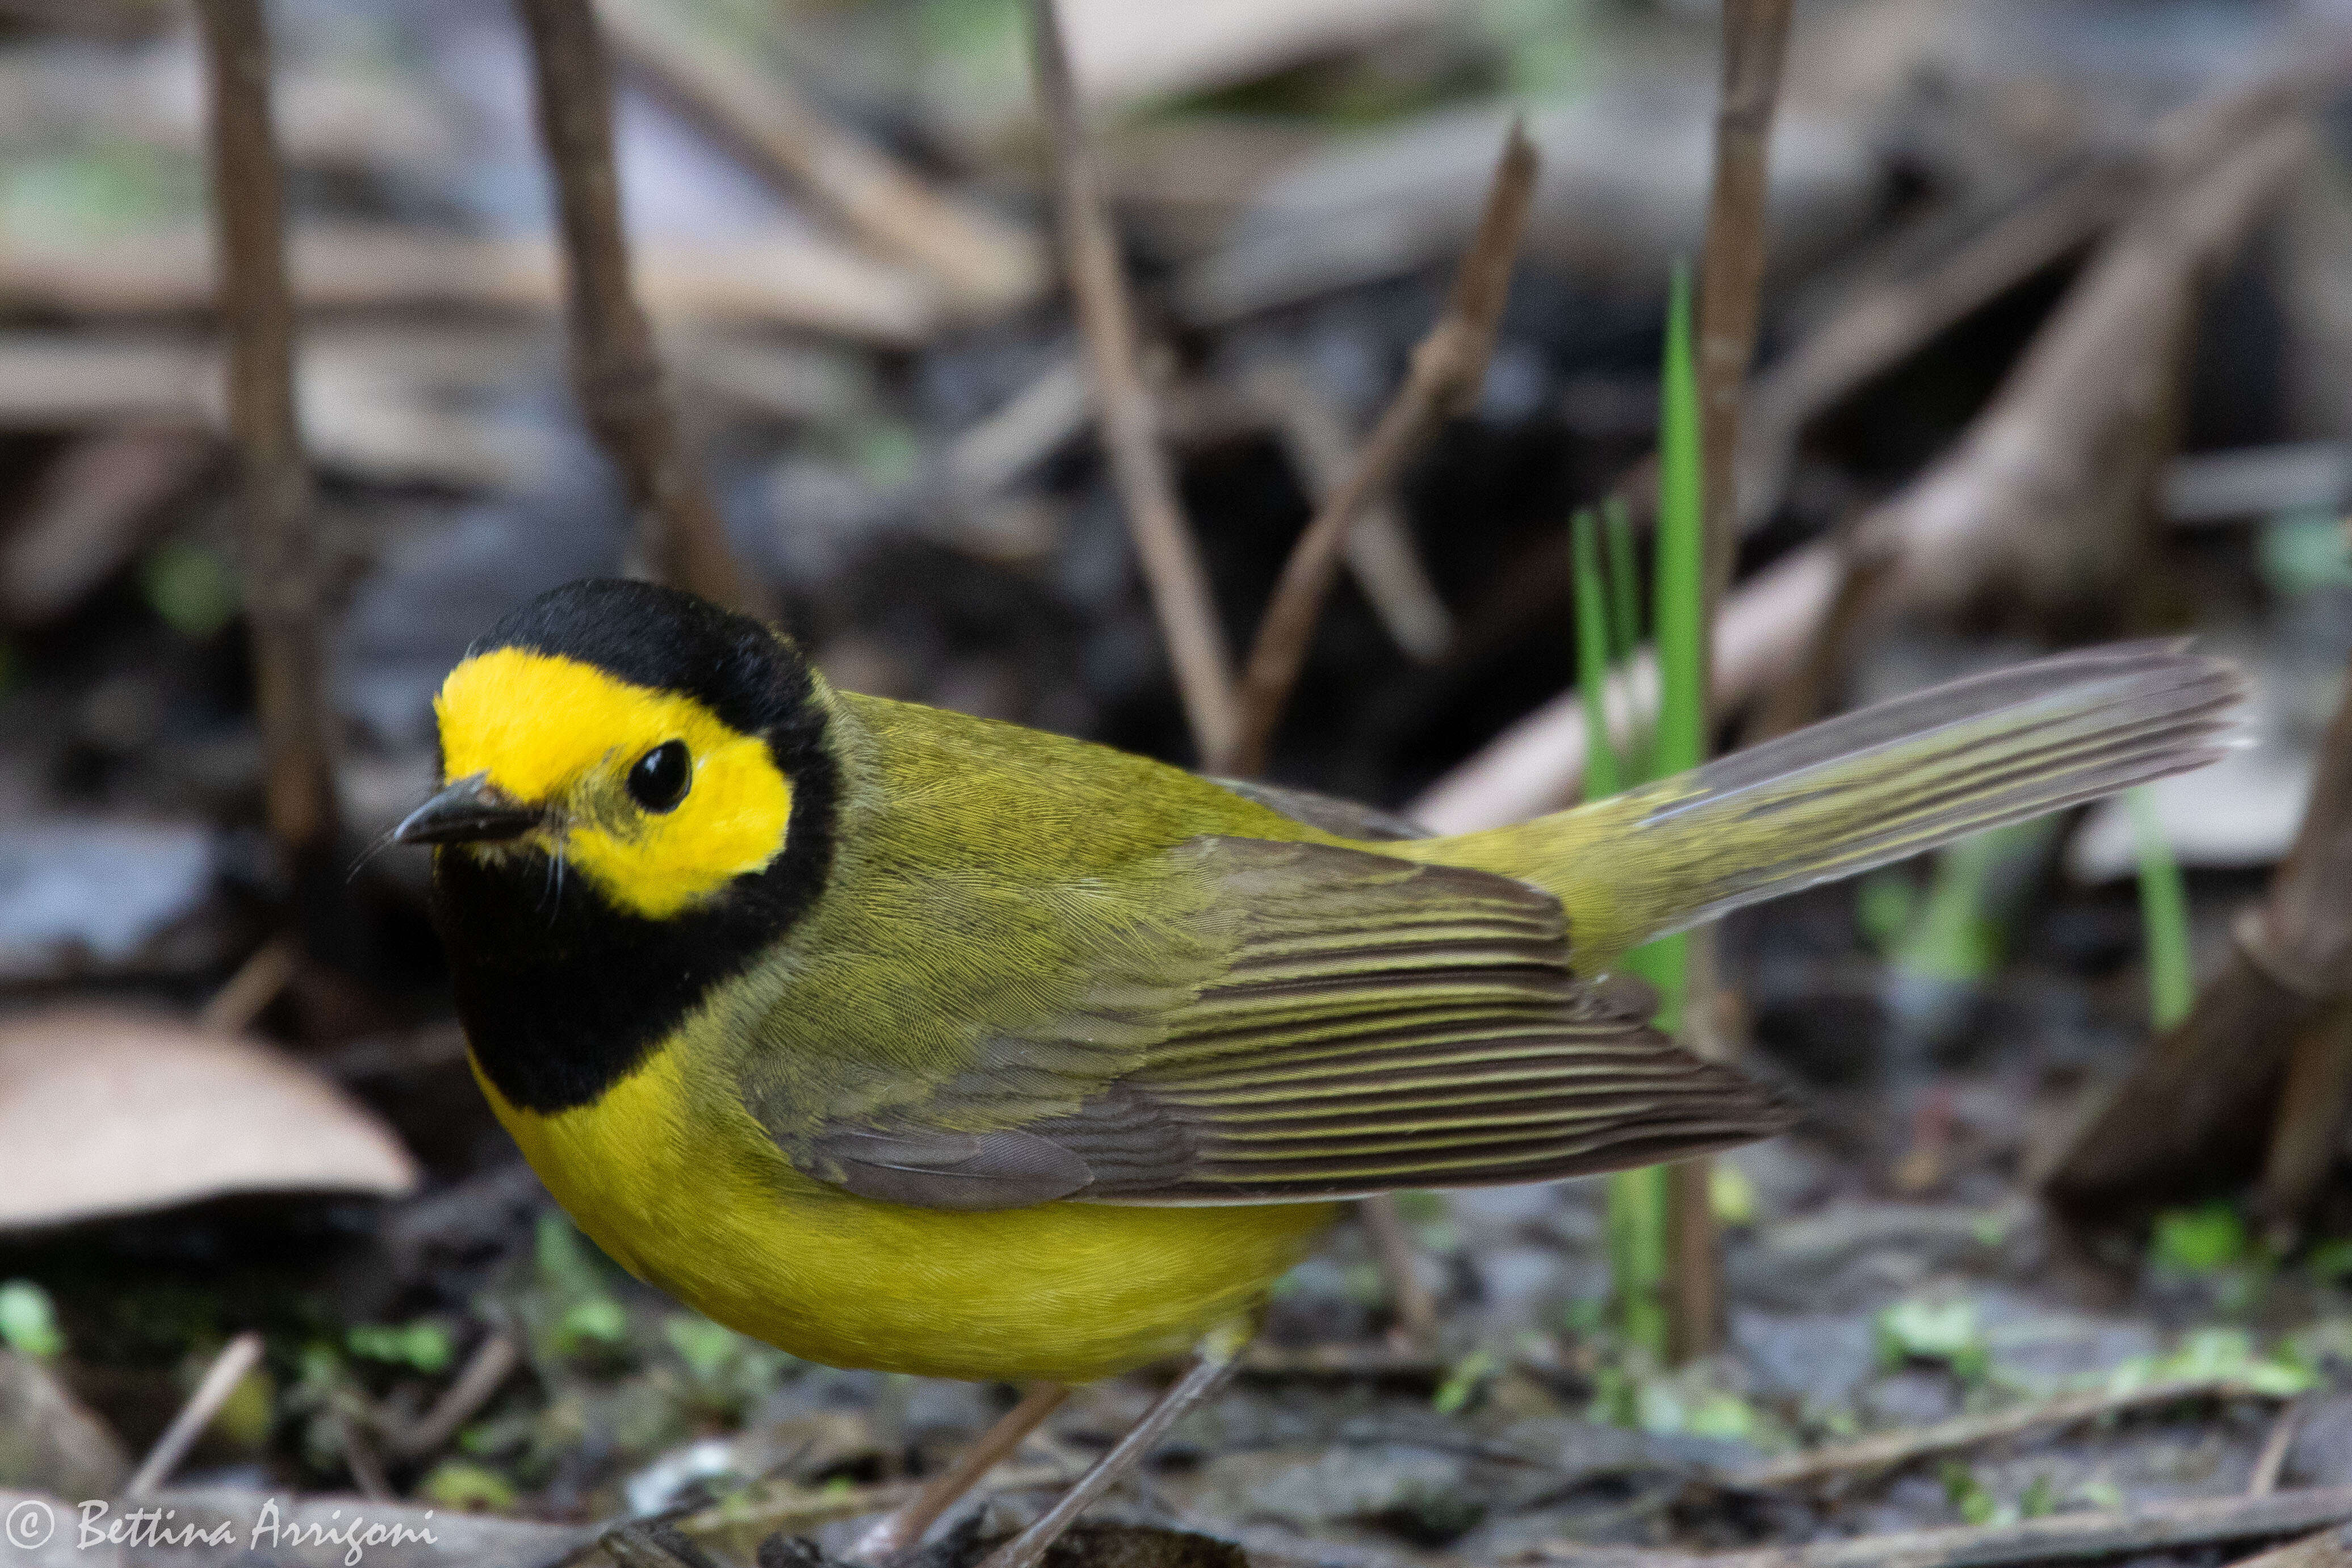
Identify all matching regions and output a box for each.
[785,836,1787,1210]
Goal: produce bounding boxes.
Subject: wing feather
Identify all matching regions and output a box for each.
[792,835,1787,1210]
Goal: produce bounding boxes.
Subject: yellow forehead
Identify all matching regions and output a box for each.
[435,647,744,798]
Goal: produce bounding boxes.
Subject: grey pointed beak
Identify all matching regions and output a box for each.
[393,772,544,846]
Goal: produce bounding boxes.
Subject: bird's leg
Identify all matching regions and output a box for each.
[975,1322,1253,1568]
[852,1382,1070,1564]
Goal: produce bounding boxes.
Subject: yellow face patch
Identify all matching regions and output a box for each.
[433,647,792,919]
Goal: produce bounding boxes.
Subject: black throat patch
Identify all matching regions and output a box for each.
[430,581,841,1114]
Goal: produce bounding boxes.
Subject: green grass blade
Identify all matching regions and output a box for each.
[1608,852,1687,1364]
[1607,1163,1670,1359]
[1608,930,1684,1354]
[1897,820,2055,983]
[1900,832,2009,984]
[1652,257,1705,781]
[1571,509,1624,800]
[2129,786,2194,1030]
[1603,494,1642,663]
[1886,820,2051,985]
[1601,494,1647,778]
[1607,261,1706,1364]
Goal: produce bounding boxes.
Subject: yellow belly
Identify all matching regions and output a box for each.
[476,1042,1338,1383]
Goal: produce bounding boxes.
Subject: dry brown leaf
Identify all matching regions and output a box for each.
[0,1351,129,1499]
[0,1008,418,1231]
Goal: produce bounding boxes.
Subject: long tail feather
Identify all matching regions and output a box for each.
[1412,644,2245,968]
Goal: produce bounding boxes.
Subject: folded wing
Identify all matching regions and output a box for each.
[793,837,1787,1209]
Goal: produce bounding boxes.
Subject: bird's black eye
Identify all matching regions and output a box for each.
[627,740,691,812]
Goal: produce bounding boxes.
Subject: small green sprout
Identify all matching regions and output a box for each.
[2128,786,2194,1030]
[347,1319,456,1375]
[1432,1348,1499,1415]
[0,1280,65,1359]
[1877,1298,1988,1382]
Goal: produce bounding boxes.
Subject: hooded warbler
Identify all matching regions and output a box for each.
[401,580,2236,1391]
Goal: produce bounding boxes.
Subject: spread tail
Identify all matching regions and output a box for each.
[1414,644,2245,969]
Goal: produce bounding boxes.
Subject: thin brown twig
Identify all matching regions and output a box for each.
[1358,1193,1440,1346]
[198,935,299,1035]
[1664,0,1794,1368]
[1238,1343,1452,1378]
[381,1331,522,1461]
[597,0,1042,317]
[944,353,1092,500]
[2252,1400,2307,1496]
[513,0,753,614]
[127,1331,265,1495]
[194,0,338,869]
[333,1405,395,1502]
[676,1462,1080,1562]
[850,1382,1070,1563]
[1028,0,1235,762]
[0,225,940,341]
[1664,1156,1718,1364]
[1737,1376,2274,1490]
[1218,121,1538,776]
[1695,0,1793,638]
[1242,360,1456,663]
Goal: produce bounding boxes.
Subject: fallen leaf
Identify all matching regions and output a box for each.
[0,1008,419,1231]
[0,1351,129,1499]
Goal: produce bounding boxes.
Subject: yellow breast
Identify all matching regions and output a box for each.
[475,1039,1338,1383]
